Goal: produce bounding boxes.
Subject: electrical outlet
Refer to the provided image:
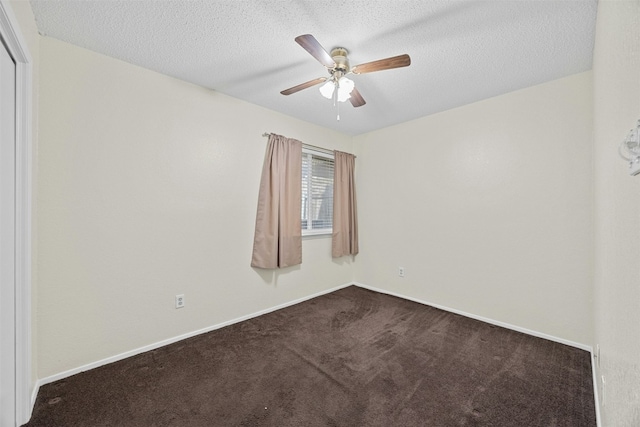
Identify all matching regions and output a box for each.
[175,294,185,309]
[399,267,405,278]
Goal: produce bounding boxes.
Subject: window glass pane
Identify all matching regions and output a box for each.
[301,149,334,234]
[301,154,311,230]
[310,156,334,230]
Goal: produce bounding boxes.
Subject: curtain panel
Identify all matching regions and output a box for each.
[251,134,302,268]
[332,150,359,258]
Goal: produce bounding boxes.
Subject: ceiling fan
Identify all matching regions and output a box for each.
[280,34,411,109]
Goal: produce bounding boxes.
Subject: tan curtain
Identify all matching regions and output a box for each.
[332,151,359,257]
[251,134,302,268]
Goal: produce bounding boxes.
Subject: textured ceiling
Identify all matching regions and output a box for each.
[29,0,597,136]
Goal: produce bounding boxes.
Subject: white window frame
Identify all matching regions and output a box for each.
[301,147,334,237]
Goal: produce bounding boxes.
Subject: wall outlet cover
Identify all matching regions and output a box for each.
[175,294,185,309]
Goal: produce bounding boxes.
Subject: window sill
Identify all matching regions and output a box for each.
[302,229,332,239]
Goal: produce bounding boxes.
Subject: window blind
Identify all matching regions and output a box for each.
[301,150,334,234]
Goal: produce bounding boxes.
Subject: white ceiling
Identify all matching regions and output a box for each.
[29,0,598,136]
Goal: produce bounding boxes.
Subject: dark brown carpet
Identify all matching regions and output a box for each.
[24,286,596,426]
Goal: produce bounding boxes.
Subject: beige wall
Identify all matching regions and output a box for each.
[353,72,594,346]
[593,1,640,424]
[36,37,353,378]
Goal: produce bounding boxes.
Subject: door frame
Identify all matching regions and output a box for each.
[0,1,32,425]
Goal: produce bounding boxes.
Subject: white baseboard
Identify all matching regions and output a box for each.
[32,281,599,426]
[30,380,39,413]
[353,282,592,352]
[592,352,602,427]
[32,282,354,405]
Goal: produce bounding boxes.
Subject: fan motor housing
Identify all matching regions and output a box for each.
[330,47,350,73]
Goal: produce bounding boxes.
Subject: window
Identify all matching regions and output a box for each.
[301,148,334,236]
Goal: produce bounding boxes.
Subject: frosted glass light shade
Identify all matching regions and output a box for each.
[319,80,335,99]
[337,77,354,102]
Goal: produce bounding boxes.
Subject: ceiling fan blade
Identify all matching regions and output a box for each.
[349,87,366,107]
[295,34,336,69]
[351,54,411,74]
[280,77,327,96]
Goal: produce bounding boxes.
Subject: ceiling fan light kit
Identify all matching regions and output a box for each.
[280,34,411,118]
[319,77,355,102]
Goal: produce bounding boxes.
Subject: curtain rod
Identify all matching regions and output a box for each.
[262,132,335,156]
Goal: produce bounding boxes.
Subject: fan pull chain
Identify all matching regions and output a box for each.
[335,80,340,121]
